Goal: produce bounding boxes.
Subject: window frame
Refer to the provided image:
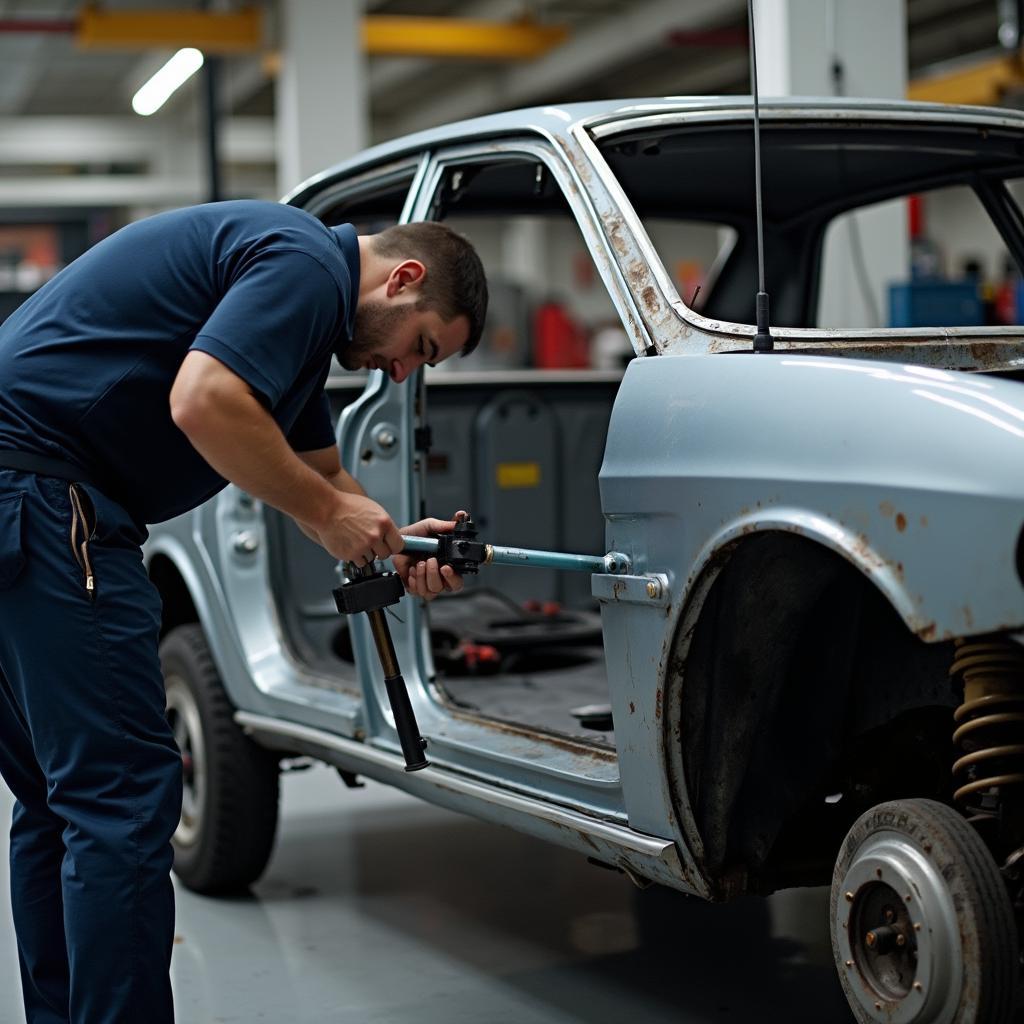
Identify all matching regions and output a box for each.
[575,108,1024,351]
[407,137,651,360]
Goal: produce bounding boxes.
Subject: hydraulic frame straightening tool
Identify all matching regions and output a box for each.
[333,513,629,772]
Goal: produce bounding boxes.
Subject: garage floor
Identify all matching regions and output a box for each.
[0,766,854,1023]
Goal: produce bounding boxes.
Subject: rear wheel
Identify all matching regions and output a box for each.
[161,623,280,894]
[830,798,1017,1024]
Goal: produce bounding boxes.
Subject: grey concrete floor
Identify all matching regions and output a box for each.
[0,765,855,1023]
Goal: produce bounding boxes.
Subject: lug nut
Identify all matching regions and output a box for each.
[864,926,900,954]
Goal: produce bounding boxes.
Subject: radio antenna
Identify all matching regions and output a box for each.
[747,0,774,352]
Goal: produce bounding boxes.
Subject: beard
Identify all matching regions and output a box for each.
[341,300,415,370]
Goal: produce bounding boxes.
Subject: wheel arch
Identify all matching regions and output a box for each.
[663,527,959,898]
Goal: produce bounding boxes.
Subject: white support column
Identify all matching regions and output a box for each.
[275,0,367,197]
[753,0,909,328]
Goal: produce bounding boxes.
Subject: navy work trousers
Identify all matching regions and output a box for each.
[0,470,182,1023]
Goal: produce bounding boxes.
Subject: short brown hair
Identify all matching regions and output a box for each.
[371,222,488,356]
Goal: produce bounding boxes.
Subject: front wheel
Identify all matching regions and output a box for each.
[161,624,280,894]
[830,798,1017,1024]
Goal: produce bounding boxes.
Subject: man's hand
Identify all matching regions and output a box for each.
[393,511,467,601]
[312,491,404,565]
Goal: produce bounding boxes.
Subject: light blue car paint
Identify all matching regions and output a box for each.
[146,97,1024,903]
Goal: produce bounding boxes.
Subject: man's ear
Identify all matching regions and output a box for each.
[385,259,426,298]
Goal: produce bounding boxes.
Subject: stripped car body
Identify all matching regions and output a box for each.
[146,97,1024,1021]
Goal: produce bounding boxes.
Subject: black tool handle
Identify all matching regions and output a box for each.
[384,673,430,772]
[366,606,429,772]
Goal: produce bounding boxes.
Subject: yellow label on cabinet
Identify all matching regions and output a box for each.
[496,462,541,488]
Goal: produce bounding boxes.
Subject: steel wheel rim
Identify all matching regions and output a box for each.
[165,673,205,848]
[834,830,961,1024]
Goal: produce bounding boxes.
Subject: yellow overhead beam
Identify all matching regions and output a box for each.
[363,16,568,60]
[77,7,262,54]
[75,9,567,61]
[908,52,1024,107]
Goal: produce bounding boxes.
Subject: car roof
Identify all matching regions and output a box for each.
[284,95,1024,206]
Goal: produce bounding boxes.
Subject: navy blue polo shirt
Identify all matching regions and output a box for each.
[0,200,360,524]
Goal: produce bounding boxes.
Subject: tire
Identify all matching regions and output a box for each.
[160,623,280,894]
[830,798,1017,1024]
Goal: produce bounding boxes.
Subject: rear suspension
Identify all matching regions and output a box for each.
[951,637,1024,841]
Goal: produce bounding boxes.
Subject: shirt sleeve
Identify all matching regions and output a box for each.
[190,248,343,408]
[286,391,335,453]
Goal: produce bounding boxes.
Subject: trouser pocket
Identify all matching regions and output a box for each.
[0,491,26,589]
[68,483,97,600]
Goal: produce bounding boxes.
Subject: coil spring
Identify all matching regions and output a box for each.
[951,638,1024,808]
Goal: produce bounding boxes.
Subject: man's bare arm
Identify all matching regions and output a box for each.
[294,447,364,542]
[169,351,401,562]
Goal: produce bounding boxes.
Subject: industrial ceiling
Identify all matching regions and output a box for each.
[0,0,1013,209]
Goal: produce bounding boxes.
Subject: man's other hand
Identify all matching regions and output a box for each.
[393,511,467,601]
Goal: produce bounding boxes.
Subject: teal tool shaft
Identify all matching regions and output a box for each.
[401,535,607,574]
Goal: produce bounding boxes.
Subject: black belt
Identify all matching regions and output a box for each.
[0,450,101,490]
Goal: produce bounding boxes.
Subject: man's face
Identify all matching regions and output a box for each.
[343,300,469,384]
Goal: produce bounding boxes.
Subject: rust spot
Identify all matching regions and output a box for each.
[919,622,937,642]
[879,501,895,518]
[626,259,646,291]
[561,824,601,852]
[967,339,1012,369]
[629,701,636,714]
[655,688,663,720]
[963,605,975,629]
[920,515,928,528]
[895,513,907,533]
[640,286,660,316]
[607,219,629,258]
[446,707,617,762]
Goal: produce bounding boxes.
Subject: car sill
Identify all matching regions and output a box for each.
[235,711,707,896]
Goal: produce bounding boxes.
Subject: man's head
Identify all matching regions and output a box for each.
[343,222,488,383]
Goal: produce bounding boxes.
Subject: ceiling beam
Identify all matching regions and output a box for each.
[369,0,524,96]
[0,117,275,165]
[364,16,567,60]
[76,8,262,54]
[0,176,205,207]
[70,8,567,61]
[908,50,1024,104]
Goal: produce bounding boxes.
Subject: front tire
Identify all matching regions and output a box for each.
[830,798,1017,1024]
[161,624,280,894]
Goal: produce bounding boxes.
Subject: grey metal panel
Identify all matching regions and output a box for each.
[422,376,619,608]
[474,389,559,605]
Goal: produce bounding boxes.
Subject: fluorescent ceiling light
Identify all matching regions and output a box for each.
[132,48,204,116]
